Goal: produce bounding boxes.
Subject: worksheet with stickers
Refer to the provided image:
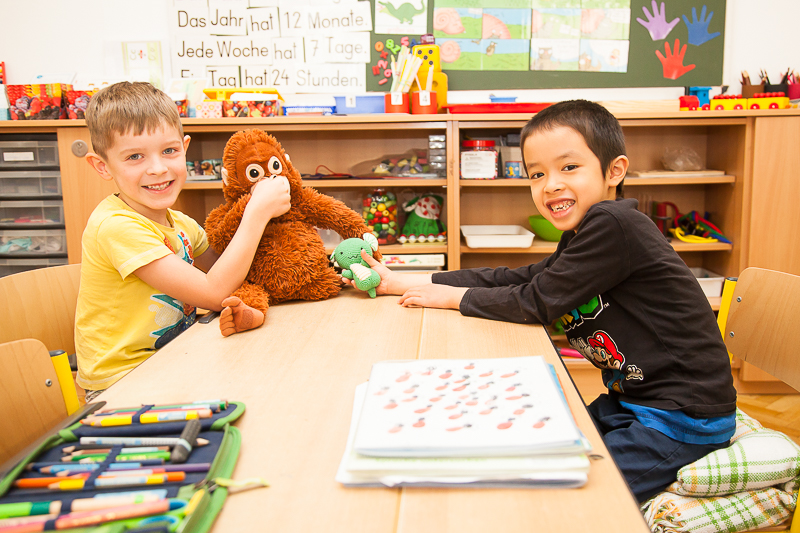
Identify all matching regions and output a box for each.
[353,356,583,457]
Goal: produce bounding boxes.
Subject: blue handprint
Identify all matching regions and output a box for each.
[682,5,720,46]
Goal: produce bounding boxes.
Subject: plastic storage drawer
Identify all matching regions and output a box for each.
[0,200,65,227]
[0,141,60,168]
[0,256,68,277]
[0,170,62,197]
[0,228,67,256]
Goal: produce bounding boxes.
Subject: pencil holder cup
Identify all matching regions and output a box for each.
[765,83,789,96]
[742,83,765,99]
[788,84,800,100]
[384,92,409,113]
[411,90,438,114]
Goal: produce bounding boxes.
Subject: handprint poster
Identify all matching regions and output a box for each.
[353,356,583,457]
[368,0,725,90]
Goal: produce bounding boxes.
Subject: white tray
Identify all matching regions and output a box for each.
[460,225,535,248]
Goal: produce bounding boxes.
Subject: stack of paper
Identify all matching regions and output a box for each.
[336,356,591,488]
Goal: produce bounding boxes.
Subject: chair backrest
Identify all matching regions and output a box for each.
[0,264,81,354]
[0,339,69,465]
[723,267,800,392]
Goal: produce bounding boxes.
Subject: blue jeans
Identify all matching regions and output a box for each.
[587,394,729,503]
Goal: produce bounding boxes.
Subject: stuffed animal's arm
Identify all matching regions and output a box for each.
[341,269,354,280]
[205,194,251,253]
[300,188,382,259]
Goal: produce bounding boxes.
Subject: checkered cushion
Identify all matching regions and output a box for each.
[675,410,800,496]
[641,409,799,533]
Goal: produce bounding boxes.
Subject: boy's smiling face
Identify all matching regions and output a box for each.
[524,126,626,232]
[90,125,190,226]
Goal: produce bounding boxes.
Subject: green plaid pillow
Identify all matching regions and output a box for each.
[675,409,800,497]
[642,482,797,533]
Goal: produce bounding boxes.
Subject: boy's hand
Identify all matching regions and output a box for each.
[219,296,265,337]
[249,176,291,221]
[341,250,393,295]
[398,284,468,310]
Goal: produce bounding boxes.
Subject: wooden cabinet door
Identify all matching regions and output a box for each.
[57,127,118,263]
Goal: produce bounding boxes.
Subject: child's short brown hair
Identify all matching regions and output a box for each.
[86,82,183,159]
[521,100,627,197]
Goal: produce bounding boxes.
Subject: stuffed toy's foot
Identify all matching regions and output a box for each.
[219,296,265,337]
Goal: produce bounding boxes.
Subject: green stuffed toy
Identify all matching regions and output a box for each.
[332,233,382,298]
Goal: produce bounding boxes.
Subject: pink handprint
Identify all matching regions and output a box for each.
[655,39,695,80]
[636,0,680,41]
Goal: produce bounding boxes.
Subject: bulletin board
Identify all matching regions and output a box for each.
[367,0,726,91]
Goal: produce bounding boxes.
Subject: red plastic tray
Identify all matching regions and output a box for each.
[443,102,552,114]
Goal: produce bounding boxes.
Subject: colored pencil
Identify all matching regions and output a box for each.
[95,404,222,415]
[81,409,210,427]
[96,400,227,414]
[0,515,57,529]
[48,472,185,490]
[13,475,89,489]
[79,437,209,447]
[0,492,164,519]
[64,451,171,463]
[0,500,180,532]
[62,444,172,454]
[65,447,170,457]
[50,462,210,476]
[37,462,161,474]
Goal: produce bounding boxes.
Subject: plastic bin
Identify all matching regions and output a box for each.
[0,200,65,227]
[0,141,59,168]
[460,225,535,248]
[0,170,61,197]
[383,254,445,272]
[0,256,68,277]
[690,267,724,297]
[334,95,385,114]
[0,228,67,256]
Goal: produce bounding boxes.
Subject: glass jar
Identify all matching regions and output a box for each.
[460,140,497,179]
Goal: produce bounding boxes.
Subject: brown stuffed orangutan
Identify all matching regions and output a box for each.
[205,129,378,335]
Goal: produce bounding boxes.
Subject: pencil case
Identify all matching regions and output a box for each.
[0,400,245,533]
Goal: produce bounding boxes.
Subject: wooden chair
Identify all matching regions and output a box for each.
[720,267,800,533]
[0,339,70,465]
[0,264,81,414]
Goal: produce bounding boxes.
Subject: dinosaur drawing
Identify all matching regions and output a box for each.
[379,0,426,24]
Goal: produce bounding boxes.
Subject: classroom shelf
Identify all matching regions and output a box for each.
[183,178,448,190]
[459,175,736,187]
[325,244,447,255]
[460,240,731,254]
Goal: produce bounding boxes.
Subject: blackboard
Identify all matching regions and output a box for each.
[367,0,725,91]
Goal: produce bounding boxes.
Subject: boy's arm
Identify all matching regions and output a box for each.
[135,177,291,310]
[453,211,631,324]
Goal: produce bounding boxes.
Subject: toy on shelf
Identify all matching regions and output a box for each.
[409,34,448,111]
[331,233,381,298]
[362,189,399,245]
[747,92,790,110]
[398,193,446,244]
[201,87,283,118]
[680,91,791,112]
[204,130,375,330]
[709,94,747,110]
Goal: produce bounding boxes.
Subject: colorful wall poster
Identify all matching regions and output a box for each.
[579,39,629,71]
[530,39,579,71]
[375,0,428,35]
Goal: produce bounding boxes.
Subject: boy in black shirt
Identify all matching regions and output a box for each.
[352,100,737,502]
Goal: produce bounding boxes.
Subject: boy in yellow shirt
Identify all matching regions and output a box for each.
[75,82,291,399]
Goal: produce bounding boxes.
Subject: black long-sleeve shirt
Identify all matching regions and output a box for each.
[433,198,736,418]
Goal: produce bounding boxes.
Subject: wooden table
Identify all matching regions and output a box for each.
[97,290,650,533]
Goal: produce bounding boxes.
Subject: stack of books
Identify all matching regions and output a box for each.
[336,356,591,488]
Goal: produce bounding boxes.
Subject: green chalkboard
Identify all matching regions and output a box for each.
[367,0,725,91]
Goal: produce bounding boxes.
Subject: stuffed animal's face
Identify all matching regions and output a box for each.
[331,234,379,269]
[221,129,301,202]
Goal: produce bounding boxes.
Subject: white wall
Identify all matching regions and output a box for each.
[0,0,796,102]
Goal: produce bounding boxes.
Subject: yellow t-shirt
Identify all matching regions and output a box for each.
[75,194,209,390]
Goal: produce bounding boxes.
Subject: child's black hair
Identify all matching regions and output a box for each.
[520,100,627,197]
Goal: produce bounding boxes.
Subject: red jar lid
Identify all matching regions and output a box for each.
[462,140,496,148]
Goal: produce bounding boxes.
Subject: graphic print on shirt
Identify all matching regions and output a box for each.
[149,230,197,349]
[570,330,643,393]
[559,295,607,332]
